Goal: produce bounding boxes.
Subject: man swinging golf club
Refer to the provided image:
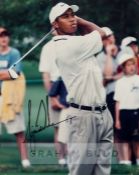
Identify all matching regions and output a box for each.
[40,2,113,175]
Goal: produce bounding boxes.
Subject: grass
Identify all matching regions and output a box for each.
[0,146,138,175]
[22,61,42,80]
[0,84,139,174]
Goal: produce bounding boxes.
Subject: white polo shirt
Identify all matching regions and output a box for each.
[39,40,60,81]
[52,31,106,106]
[114,75,139,109]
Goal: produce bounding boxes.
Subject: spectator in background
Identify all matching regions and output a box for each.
[96,27,123,162]
[120,37,138,57]
[48,77,69,166]
[116,37,139,164]
[0,27,30,168]
[39,39,66,166]
[114,54,139,165]
[119,37,139,73]
[96,27,121,124]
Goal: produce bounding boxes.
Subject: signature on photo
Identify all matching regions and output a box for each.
[25,96,75,149]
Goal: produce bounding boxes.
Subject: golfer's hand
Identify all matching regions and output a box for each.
[51,27,58,36]
[76,16,89,35]
[115,120,121,130]
[50,97,65,110]
[8,68,19,79]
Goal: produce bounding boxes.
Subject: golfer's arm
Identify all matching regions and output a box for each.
[77,17,106,38]
[0,70,11,80]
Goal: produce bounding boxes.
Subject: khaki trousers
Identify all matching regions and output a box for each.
[66,107,113,175]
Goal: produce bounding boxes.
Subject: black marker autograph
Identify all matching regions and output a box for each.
[25,95,76,151]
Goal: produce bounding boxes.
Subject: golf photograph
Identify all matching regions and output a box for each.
[0,0,139,175]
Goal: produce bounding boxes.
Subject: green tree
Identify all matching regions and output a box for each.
[0,0,138,61]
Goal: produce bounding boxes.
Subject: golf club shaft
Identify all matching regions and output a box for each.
[10,29,54,69]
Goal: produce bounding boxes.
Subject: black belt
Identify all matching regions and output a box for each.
[70,103,107,112]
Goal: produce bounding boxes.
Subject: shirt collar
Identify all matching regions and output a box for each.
[53,35,70,41]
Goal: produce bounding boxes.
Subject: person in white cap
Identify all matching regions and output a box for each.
[120,36,139,72]
[96,27,118,80]
[96,27,120,131]
[120,37,138,55]
[114,54,139,165]
[39,2,113,175]
[101,27,116,45]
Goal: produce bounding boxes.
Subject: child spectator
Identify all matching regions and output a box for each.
[114,54,139,165]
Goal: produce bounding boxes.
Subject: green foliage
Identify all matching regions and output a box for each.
[22,61,42,80]
[0,0,138,61]
[0,0,52,61]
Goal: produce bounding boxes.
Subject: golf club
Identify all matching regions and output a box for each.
[10,28,55,69]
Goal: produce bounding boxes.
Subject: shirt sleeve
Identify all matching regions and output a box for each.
[39,44,51,73]
[39,42,60,81]
[96,52,106,72]
[80,30,103,57]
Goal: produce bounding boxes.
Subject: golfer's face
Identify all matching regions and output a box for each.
[56,9,77,35]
